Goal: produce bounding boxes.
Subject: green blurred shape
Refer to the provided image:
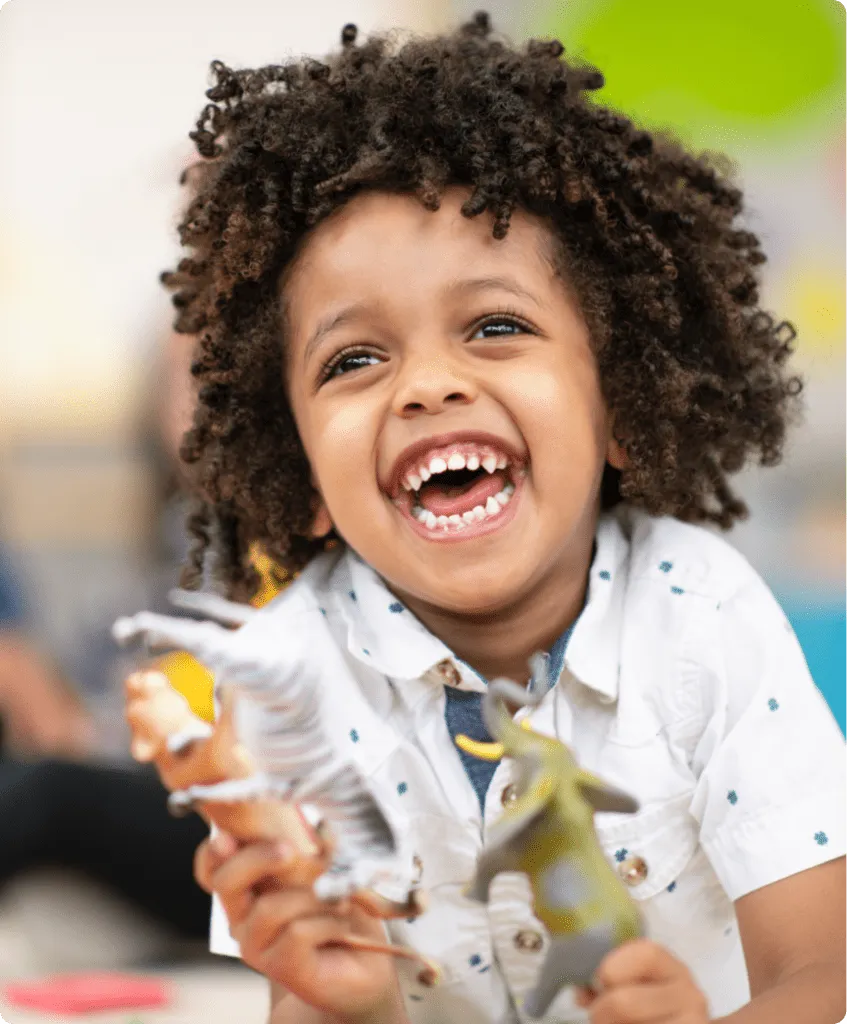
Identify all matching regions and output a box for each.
[539,0,845,147]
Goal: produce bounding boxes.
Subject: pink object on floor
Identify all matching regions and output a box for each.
[4,973,172,1014]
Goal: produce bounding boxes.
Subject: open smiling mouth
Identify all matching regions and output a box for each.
[396,451,523,538]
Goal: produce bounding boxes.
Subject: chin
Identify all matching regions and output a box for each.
[417,563,533,616]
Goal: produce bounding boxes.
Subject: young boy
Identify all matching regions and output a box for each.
[159,13,844,1024]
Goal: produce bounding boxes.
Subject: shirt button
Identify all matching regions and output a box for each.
[411,854,423,885]
[618,854,649,886]
[501,783,518,806]
[513,929,544,953]
[436,659,462,687]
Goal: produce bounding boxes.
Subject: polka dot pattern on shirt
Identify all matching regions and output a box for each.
[388,601,405,613]
[659,561,673,572]
[614,848,628,862]
[727,790,738,805]
[768,698,779,711]
[599,570,611,580]
[397,781,408,795]
[815,831,829,845]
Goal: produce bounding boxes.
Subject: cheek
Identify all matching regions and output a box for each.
[304,399,377,496]
[507,360,608,462]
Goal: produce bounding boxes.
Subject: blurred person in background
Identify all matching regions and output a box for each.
[0,324,289,953]
[0,331,218,947]
[0,546,94,758]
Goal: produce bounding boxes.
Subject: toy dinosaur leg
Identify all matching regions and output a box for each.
[351,886,427,920]
[338,936,441,987]
[166,721,215,754]
[522,922,616,1019]
[167,773,275,816]
[465,846,521,903]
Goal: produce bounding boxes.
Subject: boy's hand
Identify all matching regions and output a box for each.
[575,939,710,1024]
[195,832,407,1024]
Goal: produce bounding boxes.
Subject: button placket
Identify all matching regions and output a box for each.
[436,659,462,687]
[618,854,649,886]
[513,929,544,953]
[500,782,518,807]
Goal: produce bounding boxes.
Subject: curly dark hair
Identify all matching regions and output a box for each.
[162,11,801,600]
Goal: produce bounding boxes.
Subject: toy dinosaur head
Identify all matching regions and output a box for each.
[455,654,576,790]
[455,654,639,820]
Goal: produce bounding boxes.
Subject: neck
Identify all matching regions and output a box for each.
[398,528,595,687]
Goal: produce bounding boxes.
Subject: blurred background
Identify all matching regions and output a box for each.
[0,0,843,1020]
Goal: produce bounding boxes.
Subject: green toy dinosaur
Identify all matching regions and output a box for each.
[455,655,643,1019]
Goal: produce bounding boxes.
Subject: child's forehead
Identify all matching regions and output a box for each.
[288,188,560,289]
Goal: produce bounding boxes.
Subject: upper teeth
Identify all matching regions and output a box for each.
[401,449,512,492]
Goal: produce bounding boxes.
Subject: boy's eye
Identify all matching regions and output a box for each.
[471,316,532,340]
[321,349,380,382]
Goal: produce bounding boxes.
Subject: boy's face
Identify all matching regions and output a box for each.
[284,188,624,616]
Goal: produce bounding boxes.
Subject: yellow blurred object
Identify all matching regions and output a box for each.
[783,262,846,358]
[155,545,291,721]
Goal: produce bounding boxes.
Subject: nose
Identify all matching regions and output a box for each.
[391,351,477,417]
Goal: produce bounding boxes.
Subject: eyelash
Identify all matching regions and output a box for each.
[318,308,535,384]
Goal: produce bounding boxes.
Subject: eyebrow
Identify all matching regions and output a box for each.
[300,275,548,369]
[302,303,372,369]
[445,275,549,310]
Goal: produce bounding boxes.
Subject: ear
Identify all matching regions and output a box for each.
[605,416,630,471]
[308,472,334,539]
[310,493,334,539]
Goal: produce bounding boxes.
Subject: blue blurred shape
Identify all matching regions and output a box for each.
[779,592,846,735]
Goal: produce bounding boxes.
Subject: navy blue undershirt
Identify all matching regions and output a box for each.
[443,620,578,812]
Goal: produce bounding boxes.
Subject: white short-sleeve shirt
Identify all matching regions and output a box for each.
[209,507,845,1023]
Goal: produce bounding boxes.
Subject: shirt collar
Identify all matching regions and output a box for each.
[563,510,630,702]
[336,550,454,681]
[331,508,631,700]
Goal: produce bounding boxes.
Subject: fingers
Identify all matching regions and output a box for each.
[198,835,324,929]
[588,941,709,1024]
[587,981,693,1024]
[194,832,239,892]
[236,890,350,955]
[594,939,688,989]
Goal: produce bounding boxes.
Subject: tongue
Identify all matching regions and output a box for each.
[418,470,508,517]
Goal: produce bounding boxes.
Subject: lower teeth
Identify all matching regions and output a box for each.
[413,483,515,532]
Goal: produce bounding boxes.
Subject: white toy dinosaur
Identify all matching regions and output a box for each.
[113,589,437,985]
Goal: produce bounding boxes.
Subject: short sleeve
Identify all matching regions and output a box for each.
[690,570,845,902]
